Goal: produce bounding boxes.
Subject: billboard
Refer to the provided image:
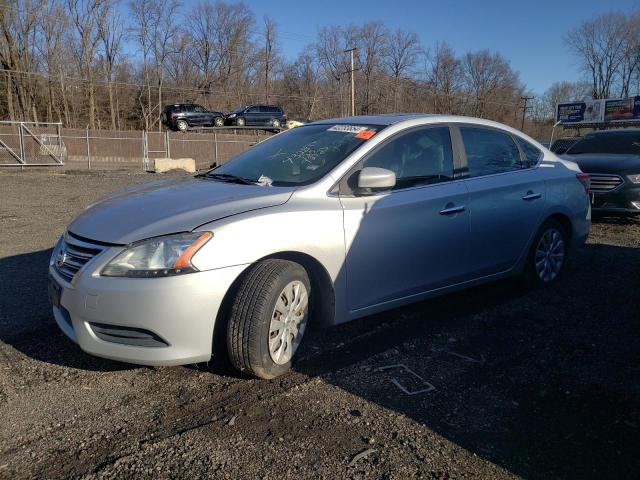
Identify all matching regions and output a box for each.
[556,99,604,124]
[557,96,640,124]
[604,97,640,122]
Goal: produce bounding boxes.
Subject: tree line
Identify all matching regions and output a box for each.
[1,1,637,133]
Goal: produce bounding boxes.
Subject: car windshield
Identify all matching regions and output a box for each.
[566,132,640,155]
[207,124,384,186]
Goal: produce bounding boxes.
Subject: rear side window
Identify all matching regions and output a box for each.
[516,138,542,168]
[364,126,454,189]
[460,127,521,177]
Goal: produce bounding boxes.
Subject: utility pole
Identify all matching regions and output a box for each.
[520,96,534,132]
[345,47,357,116]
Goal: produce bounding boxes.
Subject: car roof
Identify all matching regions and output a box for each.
[309,113,524,131]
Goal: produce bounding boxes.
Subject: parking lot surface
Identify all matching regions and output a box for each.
[1,170,639,479]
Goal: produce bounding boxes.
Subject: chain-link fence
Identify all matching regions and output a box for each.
[0,122,275,171]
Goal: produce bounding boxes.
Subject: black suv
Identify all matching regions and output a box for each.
[162,104,225,131]
[561,129,640,214]
[225,105,287,128]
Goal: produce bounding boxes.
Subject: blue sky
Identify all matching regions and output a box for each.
[241,0,639,94]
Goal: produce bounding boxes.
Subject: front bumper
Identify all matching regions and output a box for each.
[49,256,247,366]
[592,184,640,214]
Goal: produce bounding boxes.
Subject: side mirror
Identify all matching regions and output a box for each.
[357,167,396,192]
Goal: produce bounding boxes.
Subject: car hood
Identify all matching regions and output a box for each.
[561,153,640,174]
[68,177,295,244]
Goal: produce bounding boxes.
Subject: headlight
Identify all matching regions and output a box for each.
[101,232,212,278]
[628,174,640,184]
[228,113,236,118]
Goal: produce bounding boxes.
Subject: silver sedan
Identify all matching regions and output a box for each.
[48,115,591,378]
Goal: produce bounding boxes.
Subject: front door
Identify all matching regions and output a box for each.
[339,126,470,311]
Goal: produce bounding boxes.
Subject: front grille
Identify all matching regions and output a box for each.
[54,233,105,282]
[589,174,624,194]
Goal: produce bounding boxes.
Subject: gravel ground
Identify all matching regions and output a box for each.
[0,170,639,479]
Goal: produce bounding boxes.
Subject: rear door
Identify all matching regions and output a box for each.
[455,125,545,277]
[339,125,471,311]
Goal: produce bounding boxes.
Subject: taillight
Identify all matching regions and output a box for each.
[576,173,590,194]
[169,113,176,120]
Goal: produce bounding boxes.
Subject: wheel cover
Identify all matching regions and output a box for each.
[237,118,245,126]
[269,280,309,365]
[215,117,223,126]
[535,228,565,282]
[177,120,187,131]
[273,119,280,127]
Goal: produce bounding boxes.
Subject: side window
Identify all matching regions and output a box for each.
[247,106,259,113]
[193,105,205,112]
[363,127,454,189]
[460,127,521,177]
[516,137,542,168]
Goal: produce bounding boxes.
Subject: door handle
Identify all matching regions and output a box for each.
[439,205,465,215]
[522,192,542,201]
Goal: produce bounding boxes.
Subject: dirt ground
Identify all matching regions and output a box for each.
[1,170,639,479]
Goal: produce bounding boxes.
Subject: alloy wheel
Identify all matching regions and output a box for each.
[534,228,565,282]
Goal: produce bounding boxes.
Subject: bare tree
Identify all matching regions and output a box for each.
[261,15,277,103]
[0,0,43,121]
[68,0,103,129]
[97,1,124,130]
[427,42,464,114]
[462,50,521,119]
[355,22,388,114]
[565,12,628,99]
[384,29,420,112]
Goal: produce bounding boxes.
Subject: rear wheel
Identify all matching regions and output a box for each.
[214,116,224,127]
[522,218,568,288]
[176,119,188,132]
[227,259,310,379]
[272,118,281,129]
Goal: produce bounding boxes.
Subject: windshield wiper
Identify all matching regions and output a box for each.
[198,173,258,185]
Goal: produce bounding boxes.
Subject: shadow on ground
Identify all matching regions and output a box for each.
[1,240,639,479]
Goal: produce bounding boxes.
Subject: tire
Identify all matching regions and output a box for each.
[272,119,281,129]
[214,116,224,127]
[227,259,310,379]
[236,117,246,127]
[521,218,569,288]
[176,119,189,132]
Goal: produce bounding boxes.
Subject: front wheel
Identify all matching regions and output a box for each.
[235,117,246,127]
[227,259,310,379]
[272,119,281,129]
[522,219,568,288]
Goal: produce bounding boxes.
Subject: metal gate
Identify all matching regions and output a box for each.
[0,121,65,167]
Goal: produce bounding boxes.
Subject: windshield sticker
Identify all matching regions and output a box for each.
[355,129,376,140]
[327,125,367,134]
